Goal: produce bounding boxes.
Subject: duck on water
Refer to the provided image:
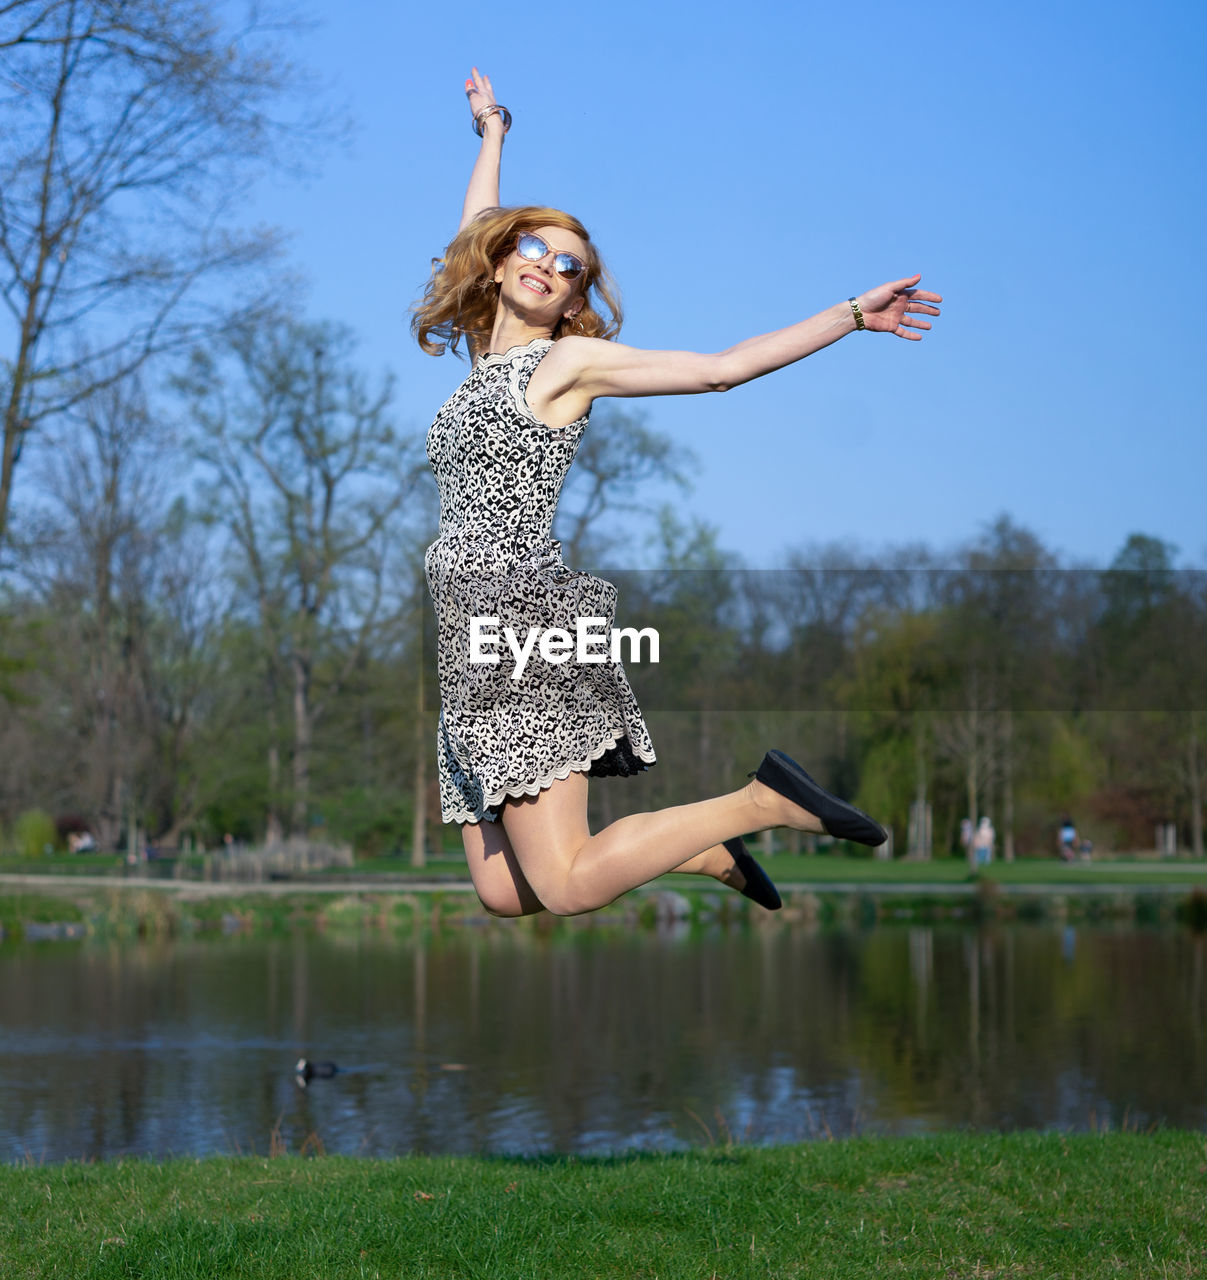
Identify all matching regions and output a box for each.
[294,1058,338,1084]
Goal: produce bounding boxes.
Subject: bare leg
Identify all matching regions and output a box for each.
[461,820,546,917]
[460,819,736,913]
[668,842,749,890]
[500,770,821,916]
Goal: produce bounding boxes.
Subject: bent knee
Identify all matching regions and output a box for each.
[533,886,599,918]
[475,888,543,919]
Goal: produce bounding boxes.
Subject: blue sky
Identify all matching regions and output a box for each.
[248,0,1207,568]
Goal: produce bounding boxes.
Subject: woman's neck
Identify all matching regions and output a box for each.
[486,315,553,356]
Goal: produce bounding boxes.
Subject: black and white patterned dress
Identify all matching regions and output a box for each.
[424,337,657,824]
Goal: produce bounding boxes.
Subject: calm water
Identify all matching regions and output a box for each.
[1,923,1204,1161]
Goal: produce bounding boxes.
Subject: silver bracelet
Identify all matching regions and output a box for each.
[473,104,512,138]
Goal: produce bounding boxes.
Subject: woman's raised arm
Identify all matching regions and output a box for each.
[543,276,942,403]
[458,67,507,233]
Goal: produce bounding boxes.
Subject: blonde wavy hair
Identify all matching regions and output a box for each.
[411,206,622,359]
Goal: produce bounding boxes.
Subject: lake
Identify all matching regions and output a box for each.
[1,922,1204,1160]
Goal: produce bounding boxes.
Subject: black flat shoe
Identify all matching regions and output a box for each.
[722,836,782,911]
[751,750,887,847]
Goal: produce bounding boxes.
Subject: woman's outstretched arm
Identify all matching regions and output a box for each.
[544,276,942,402]
[458,67,505,233]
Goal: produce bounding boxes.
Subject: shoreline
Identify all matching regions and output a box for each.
[2,868,1206,941]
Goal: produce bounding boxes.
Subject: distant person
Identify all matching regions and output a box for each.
[406,67,938,920]
[960,817,974,857]
[973,817,995,866]
[1059,816,1077,862]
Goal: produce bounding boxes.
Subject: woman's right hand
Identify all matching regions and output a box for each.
[458,67,503,232]
[465,67,501,134]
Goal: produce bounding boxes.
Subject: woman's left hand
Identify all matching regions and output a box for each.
[855,275,942,340]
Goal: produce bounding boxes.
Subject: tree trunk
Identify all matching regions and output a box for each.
[0,204,46,553]
[127,795,139,864]
[698,706,712,799]
[966,742,979,873]
[0,401,22,557]
[93,532,122,849]
[910,718,931,859]
[411,618,427,869]
[1190,714,1204,859]
[265,663,284,844]
[266,738,284,844]
[291,652,312,835]
[1003,709,1015,862]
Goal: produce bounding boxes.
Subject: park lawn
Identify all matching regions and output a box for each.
[1,1132,1204,1279]
[5,851,1207,896]
[979,858,1207,886]
[657,852,1207,890]
[0,853,127,876]
[277,851,1207,892]
[297,851,1207,890]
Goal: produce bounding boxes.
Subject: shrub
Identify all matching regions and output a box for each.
[1179,888,1207,933]
[13,809,58,858]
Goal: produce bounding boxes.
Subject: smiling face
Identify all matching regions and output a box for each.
[493,224,589,328]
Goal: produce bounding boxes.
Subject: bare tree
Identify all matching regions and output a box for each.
[0,0,326,554]
[7,368,218,847]
[184,316,423,838]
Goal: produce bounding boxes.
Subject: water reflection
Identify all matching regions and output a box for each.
[0,924,1204,1161]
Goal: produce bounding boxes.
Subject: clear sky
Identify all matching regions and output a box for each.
[247,0,1207,568]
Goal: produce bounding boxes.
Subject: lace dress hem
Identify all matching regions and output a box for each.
[445,731,658,825]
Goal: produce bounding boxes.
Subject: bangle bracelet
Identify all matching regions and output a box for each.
[473,104,512,137]
[848,297,867,331]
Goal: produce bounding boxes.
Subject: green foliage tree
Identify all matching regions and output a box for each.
[13,807,56,857]
[1088,535,1207,853]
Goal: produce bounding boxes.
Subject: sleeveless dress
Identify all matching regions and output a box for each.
[424,337,657,824]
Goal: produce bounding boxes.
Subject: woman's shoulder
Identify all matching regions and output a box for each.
[534,333,619,376]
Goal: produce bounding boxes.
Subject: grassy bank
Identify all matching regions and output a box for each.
[6,848,1207,884]
[0,887,481,942]
[2,1133,1204,1278]
[2,876,1207,941]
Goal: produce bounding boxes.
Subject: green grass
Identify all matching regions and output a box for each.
[6,849,1207,891]
[659,852,1207,890]
[320,851,473,877]
[281,850,1207,891]
[0,852,127,876]
[2,1133,1204,1278]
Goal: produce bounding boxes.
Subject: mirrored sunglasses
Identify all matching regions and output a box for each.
[515,231,586,281]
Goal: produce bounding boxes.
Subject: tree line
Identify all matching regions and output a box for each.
[2,385,1204,862]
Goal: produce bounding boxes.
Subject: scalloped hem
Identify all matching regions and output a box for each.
[443,732,657,826]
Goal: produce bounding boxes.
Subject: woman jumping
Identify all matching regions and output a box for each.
[411,68,941,919]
